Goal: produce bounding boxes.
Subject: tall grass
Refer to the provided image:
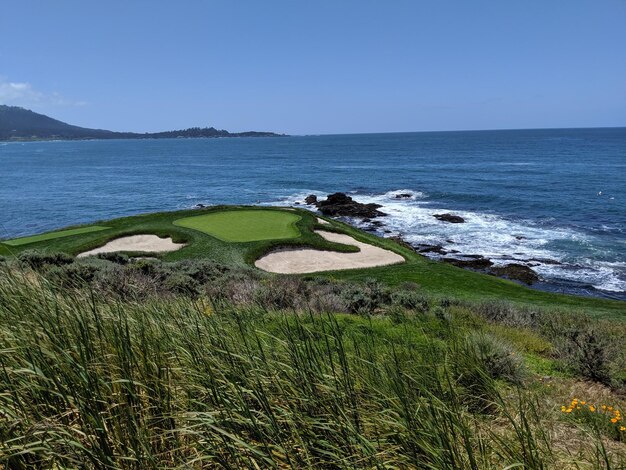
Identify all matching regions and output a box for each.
[0,269,623,468]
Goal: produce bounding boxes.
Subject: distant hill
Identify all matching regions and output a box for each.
[0,105,284,141]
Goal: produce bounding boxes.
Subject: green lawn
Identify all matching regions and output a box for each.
[173,209,301,242]
[2,225,110,246]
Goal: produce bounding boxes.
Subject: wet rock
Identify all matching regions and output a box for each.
[489,264,539,285]
[317,192,385,218]
[195,203,207,208]
[528,258,561,265]
[394,193,413,199]
[417,244,447,255]
[304,194,318,205]
[443,257,494,269]
[434,213,465,223]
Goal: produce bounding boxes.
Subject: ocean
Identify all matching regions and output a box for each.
[1,128,624,299]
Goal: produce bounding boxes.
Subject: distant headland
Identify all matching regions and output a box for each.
[0,105,285,141]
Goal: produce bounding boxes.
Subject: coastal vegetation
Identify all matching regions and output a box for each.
[1,206,623,318]
[1,206,625,467]
[0,105,283,141]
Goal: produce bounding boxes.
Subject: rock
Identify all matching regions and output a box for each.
[383,230,392,234]
[394,193,413,199]
[443,257,494,269]
[195,204,207,208]
[317,192,386,218]
[528,258,561,265]
[488,264,539,285]
[434,213,465,223]
[417,244,447,255]
[304,194,318,205]
[294,202,300,205]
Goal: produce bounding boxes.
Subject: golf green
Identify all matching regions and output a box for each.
[173,210,301,242]
[2,225,111,247]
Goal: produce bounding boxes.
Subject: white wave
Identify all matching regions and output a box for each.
[266,189,625,294]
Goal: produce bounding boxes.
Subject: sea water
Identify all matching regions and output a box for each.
[1,128,624,298]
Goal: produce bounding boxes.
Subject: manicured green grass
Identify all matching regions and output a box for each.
[173,209,301,242]
[0,205,623,319]
[1,225,110,246]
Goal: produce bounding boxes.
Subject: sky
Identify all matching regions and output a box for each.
[1,1,625,135]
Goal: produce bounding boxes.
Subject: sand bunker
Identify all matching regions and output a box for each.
[255,230,404,273]
[317,217,330,225]
[78,235,185,258]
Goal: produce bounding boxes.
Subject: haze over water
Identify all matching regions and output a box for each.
[1,127,624,298]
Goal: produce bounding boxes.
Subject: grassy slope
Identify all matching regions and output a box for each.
[3,274,624,467]
[1,206,624,319]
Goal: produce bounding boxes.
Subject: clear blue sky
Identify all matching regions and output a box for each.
[1,0,625,134]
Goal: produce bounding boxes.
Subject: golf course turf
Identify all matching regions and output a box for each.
[2,225,110,246]
[0,205,624,319]
[173,209,301,242]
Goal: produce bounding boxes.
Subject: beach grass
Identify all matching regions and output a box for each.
[1,225,110,246]
[0,270,624,467]
[173,209,301,242]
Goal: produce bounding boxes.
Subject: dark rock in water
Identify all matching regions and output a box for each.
[304,194,318,205]
[417,244,447,255]
[515,235,526,240]
[294,202,300,205]
[195,204,207,208]
[529,258,561,265]
[317,192,385,218]
[383,229,392,234]
[443,257,494,269]
[434,213,465,223]
[489,264,539,285]
[394,193,413,199]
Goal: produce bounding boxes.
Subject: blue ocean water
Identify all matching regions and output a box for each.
[1,128,624,298]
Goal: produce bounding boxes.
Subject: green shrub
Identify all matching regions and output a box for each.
[341,278,391,315]
[391,289,429,312]
[464,332,526,384]
[96,252,130,264]
[556,327,614,385]
[17,250,74,270]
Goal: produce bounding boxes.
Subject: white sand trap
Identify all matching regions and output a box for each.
[317,217,330,225]
[255,230,404,273]
[78,235,185,258]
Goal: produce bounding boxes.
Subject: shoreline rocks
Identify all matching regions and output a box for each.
[314,192,386,219]
[433,213,465,223]
[302,191,540,286]
[488,264,539,285]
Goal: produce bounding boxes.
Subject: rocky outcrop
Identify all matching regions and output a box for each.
[394,193,413,199]
[316,193,385,218]
[489,264,539,285]
[443,256,494,269]
[434,213,465,223]
[304,194,318,205]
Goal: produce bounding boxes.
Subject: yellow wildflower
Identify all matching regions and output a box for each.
[589,405,596,412]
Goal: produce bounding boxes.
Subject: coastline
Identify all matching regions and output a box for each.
[284,192,626,302]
